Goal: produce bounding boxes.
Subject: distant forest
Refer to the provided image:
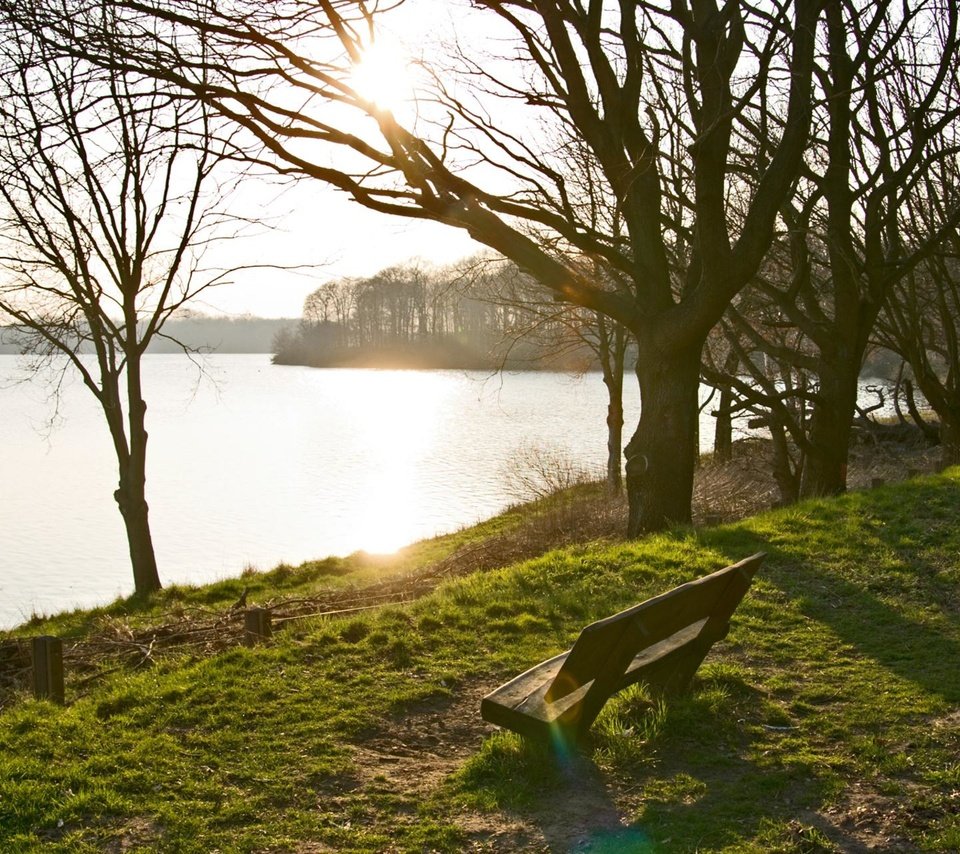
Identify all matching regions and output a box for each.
[0,315,296,355]
[271,257,611,371]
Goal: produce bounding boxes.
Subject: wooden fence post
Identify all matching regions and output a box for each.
[244,608,272,646]
[31,636,64,704]
[871,477,885,489]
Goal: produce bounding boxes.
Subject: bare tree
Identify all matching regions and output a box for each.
[462,255,631,490]
[878,166,960,466]
[703,282,818,504]
[0,4,240,594]
[704,0,960,499]
[74,0,820,533]
[794,0,960,496]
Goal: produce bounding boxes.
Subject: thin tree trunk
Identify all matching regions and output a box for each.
[893,361,909,425]
[114,471,161,596]
[903,379,940,444]
[714,386,734,462]
[625,343,701,535]
[599,317,626,492]
[770,420,800,505]
[605,387,624,492]
[713,352,739,462]
[125,356,162,595]
[103,361,162,596]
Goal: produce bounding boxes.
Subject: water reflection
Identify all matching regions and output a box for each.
[341,371,445,553]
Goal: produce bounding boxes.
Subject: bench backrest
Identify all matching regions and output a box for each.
[544,553,765,704]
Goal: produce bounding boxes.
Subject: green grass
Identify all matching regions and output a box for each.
[1,473,959,851]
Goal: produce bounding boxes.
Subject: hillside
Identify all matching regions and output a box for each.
[1,474,958,852]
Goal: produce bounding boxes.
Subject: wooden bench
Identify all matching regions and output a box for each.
[480,553,764,743]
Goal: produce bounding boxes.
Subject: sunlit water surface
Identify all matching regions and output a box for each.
[2,354,655,627]
[1,354,902,628]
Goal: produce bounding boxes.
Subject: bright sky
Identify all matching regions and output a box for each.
[198,184,481,318]
[197,0,488,319]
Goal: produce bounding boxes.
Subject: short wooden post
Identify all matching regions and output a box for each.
[31,636,64,704]
[871,477,885,489]
[244,607,272,646]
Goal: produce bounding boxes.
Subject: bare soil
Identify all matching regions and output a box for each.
[343,681,644,853]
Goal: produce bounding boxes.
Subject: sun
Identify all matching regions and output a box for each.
[350,38,413,112]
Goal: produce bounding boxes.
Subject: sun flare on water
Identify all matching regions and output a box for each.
[337,370,445,555]
[350,38,414,113]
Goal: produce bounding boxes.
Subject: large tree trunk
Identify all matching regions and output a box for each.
[800,362,860,498]
[796,1,860,502]
[916,372,960,469]
[625,343,701,535]
[939,412,960,469]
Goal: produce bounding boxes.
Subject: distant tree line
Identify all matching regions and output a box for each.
[272,258,609,371]
[1,315,295,356]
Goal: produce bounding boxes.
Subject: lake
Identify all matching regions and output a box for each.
[2,354,659,628]
[3,354,906,629]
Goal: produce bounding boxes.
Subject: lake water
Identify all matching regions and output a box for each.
[2,354,660,628]
[1,354,906,629]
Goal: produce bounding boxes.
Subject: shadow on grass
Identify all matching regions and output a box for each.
[459,728,833,852]
[457,676,842,852]
[630,750,873,853]
[705,483,960,705]
[770,560,960,703]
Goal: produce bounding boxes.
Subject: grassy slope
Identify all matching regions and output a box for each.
[1,473,959,852]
